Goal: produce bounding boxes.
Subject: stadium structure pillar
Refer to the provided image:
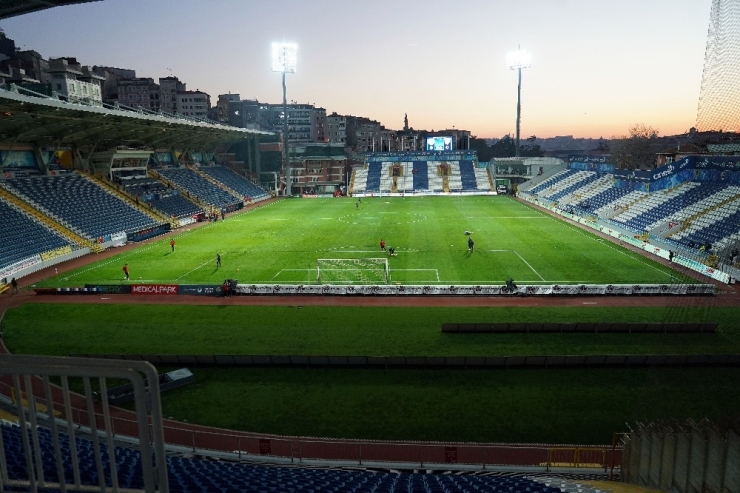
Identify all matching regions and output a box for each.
[253,135,261,178]
[507,47,531,158]
[282,71,289,195]
[272,42,297,196]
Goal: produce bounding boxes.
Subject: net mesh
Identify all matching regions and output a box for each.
[697,0,740,132]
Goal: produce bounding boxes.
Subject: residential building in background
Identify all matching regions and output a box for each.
[216,93,240,123]
[92,66,136,104]
[288,143,347,194]
[48,57,103,105]
[176,90,210,119]
[327,113,347,144]
[159,76,185,114]
[117,77,158,110]
[1,50,48,84]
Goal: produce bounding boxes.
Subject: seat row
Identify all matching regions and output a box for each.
[2,423,567,493]
[1,174,158,239]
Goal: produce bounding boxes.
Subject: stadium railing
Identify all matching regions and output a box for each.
[0,354,168,492]
[0,377,620,472]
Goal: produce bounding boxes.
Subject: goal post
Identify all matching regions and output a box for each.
[316,258,390,284]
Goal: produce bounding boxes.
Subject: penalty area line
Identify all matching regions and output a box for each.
[175,259,215,281]
[514,251,546,282]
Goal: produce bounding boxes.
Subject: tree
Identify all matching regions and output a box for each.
[609,124,661,170]
[490,135,517,157]
[468,136,495,161]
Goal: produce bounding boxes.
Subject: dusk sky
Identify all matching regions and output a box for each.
[1,0,713,139]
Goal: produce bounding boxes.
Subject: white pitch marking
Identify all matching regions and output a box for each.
[514,251,546,282]
[175,259,214,281]
[521,200,680,281]
[486,249,509,252]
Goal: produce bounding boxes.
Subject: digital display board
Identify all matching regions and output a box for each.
[426,136,453,151]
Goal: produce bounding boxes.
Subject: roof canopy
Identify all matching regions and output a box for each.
[0,89,272,150]
[0,0,100,20]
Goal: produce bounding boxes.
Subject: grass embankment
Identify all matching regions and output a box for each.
[3,303,739,444]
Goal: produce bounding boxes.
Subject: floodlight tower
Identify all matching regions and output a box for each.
[272,42,297,195]
[506,47,531,158]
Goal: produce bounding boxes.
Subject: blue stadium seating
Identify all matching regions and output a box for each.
[526,171,740,253]
[1,423,567,493]
[122,178,201,219]
[574,187,634,214]
[412,161,429,191]
[0,197,74,271]
[158,167,241,208]
[198,166,269,200]
[545,173,602,202]
[527,170,579,195]
[676,208,740,248]
[2,174,159,239]
[365,163,382,192]
[614,183,728,232]
[458,161,478,191]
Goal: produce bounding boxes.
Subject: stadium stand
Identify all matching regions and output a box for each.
[0,196,75,270]
[525,163,740,259]
[458,160,478,191]
[352,166,369,194]
[157,167,241,209]
[365,162,382,193]
[671,196,740,248]
[428,162,444,192]
[198,166,270,201]
[612,182,728,233]
[353,154,491,195]
[1,422,573,493]
[539,171,600,201]
[412,161,429,191]
[1,174,160,239]
[122,177,202,219]
[474,166,492,191]
[396,162,414,192]
[578,185,636,216]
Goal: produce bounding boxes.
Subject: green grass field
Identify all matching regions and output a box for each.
[4,303,739,444]
[37,196,689,287]
[7,196,734,445]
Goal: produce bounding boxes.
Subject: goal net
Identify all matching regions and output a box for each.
[316,258,390,284]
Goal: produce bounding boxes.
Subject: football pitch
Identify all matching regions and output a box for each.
[42,196,687,287]
[12,195,730,445]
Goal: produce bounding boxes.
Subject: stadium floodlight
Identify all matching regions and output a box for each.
[507,47,531,158]
[272,42,297,195]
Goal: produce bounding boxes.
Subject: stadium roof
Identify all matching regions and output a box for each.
[0,0,100,20]
[0,88,273,150]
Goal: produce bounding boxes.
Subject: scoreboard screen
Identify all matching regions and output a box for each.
[426,136,453,151]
